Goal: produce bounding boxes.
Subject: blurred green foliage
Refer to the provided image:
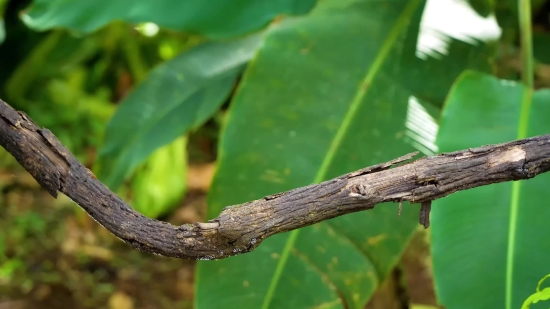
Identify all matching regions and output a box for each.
[131,136,187,218]
[95,33,263,190]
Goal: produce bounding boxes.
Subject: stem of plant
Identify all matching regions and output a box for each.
[506,2,534,309]
[518,0,533,89]
[121,24,148,83]
[516,0,534,140]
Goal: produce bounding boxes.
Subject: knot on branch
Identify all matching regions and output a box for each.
[349,183,372,197]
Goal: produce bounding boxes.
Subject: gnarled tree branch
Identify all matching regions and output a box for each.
[1,99,549,260]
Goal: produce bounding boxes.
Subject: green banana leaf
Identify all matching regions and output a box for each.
[196,0,429,308]
[96,34,263,189]
[21,0,316,39]
[432,70,550,309]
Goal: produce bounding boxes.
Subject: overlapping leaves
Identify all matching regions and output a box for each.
[433,71,550,309]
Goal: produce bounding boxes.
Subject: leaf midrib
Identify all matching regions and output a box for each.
[260,1,423,308]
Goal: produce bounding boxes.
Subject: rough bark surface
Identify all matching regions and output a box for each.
[1,99,550,260]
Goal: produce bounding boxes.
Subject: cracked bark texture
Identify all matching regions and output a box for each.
[1,99,550,260]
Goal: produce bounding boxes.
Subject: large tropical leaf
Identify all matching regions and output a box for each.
[432,70,550,309]
[21,0,316,39]
[196,0,430,308]
[96,34,263,189]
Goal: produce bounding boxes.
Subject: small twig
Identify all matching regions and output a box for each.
[419,201,432,229]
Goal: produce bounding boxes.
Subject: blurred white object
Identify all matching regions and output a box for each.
[417,0,502,58]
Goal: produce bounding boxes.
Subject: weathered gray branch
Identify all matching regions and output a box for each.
[1,99,549,260]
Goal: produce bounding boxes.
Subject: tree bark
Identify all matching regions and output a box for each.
[1,99,549,260]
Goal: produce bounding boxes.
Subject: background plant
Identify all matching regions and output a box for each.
[0,0,549,308]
